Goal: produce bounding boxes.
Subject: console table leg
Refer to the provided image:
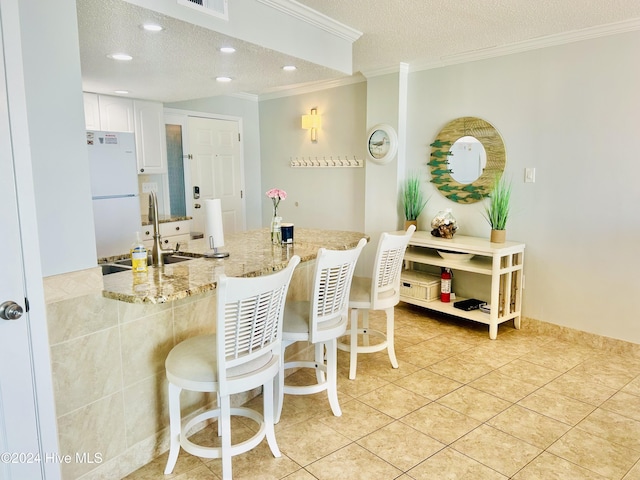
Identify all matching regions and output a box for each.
[489,323,498,340]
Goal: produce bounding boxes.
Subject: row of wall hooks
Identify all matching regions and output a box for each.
[290,156,363,168]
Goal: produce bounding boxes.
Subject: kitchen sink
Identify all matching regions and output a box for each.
[101,264,131,275]
[114,255,193,266]
[102,255,194,275]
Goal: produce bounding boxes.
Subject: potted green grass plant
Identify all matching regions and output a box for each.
[483,174,512,243]
[402,173,428,230]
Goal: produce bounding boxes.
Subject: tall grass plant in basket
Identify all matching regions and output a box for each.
[483,175,512,243]
[402,173,428,230]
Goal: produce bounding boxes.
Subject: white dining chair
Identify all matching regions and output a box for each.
[338,225,415,379]
[163,255,300,480]
[275,238,367,423]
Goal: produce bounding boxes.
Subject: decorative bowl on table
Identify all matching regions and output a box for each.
[437,250,475,262]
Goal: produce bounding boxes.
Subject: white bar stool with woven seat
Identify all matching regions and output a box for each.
[275,238,367,423]
[338,225,415,379]
[163,255,300,480]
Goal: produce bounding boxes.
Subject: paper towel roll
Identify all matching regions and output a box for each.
[204,199,225,250]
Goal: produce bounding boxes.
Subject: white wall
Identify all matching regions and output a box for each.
[405,30,640,343]
[19,0,96,277]
[258,83,367,231]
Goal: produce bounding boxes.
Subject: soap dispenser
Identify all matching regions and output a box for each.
[130,232,148,273]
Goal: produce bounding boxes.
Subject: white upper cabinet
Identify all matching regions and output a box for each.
[133,100,167,174]
[98,95,135,133]
[83,93,101,130]
[82,93,167,174]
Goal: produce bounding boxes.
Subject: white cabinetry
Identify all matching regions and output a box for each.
[141,220,191,249]
[82,93,167,174]
[83,93,101,130]
[98,95,135,132]
[133,100,167,174]
[402,232,525,339]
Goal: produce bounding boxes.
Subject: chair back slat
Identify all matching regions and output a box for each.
[310,238,367,343]
[217,256,300,378]
[370,225,416,310]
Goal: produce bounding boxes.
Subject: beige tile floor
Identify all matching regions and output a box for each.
[124,304,640,480]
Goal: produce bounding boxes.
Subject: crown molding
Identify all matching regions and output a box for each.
[258,74,366,101]
[255,0,362,42]
[229,92,259,102]
[254,16,640,99]
[411,17,640,72]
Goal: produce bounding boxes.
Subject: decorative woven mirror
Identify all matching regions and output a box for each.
[429,117,506,204]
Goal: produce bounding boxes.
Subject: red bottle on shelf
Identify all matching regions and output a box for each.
[441,268,451,303]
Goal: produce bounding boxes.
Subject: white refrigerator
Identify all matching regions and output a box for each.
[87,131,142,258]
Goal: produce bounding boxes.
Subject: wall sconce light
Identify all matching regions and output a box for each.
[301,107,321,142]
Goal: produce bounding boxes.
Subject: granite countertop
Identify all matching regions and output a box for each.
[102,228,368,304]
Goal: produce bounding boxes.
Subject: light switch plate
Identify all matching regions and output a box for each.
[524,168,536,183]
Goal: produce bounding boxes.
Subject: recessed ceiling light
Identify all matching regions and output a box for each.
[220,46,235,53]
[216,76,232,83]
[108,53,133,61]
[114,90,129,95]
[141,23,163,32]
[282,65,297,71]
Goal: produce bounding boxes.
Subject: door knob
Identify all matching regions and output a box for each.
[0,301,23,320]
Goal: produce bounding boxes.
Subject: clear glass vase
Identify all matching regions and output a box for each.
[430,208,458,238]
[270,206,282,244]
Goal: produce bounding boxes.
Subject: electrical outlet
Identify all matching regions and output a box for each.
[142,182,158,193]
[524,168,536,183]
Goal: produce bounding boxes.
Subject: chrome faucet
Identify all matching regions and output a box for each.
[149,191,174,267]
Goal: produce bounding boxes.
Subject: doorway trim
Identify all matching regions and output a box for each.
[1,0,61,476]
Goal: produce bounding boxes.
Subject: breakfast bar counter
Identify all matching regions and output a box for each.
[102,228,368,304]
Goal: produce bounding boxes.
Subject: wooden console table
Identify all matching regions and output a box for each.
[401,232,525,339]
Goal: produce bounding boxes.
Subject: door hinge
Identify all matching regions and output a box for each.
[184,154,193,159]
[240,190,243,199]
[238,133,240,142]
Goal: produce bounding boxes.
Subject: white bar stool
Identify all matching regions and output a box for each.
[275,238,367,422]
[163,256,300,480]
[338,225,415,379]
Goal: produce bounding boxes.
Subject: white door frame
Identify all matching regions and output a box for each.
[164,108,247,231]
[1,0,61,478]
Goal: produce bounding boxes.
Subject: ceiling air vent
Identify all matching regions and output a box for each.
[177,0,228,20]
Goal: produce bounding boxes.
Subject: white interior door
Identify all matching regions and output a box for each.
[187,116,244,236]
[0,11,45,479]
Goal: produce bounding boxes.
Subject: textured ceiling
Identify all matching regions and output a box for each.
[76,0,640,103]
[299,0,640,74]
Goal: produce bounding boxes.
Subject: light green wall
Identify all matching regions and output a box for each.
[404,30,640,343]
[254,30,640,344]
[258,82,367,232]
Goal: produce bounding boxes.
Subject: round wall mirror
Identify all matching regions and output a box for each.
[449,136,487,184]
[429,117,506,204]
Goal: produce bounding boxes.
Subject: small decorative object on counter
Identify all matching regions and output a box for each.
[266,188,287,244]
[130,232,148,273]
[440,268,452,302]
[281,223,294,244]
[431,208,458,238]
